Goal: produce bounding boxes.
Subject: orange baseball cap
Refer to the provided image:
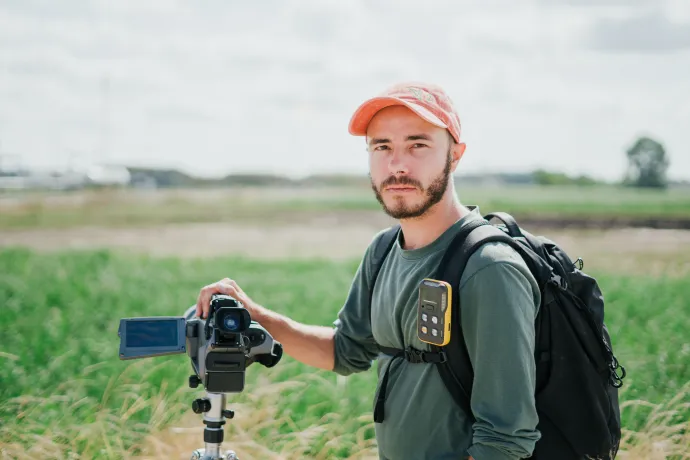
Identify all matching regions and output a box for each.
[348,82,462,143]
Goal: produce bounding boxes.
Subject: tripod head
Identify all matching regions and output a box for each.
[189,392,239,460]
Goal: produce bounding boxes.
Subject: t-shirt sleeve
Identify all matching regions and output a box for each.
[331,235,382,376]
[460,243,542,460]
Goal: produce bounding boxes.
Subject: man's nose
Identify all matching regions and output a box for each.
[387,150,409,175]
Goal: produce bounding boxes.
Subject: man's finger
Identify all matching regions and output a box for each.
[196,282,220,318]
[226,279,245,296]
[220,278,241,293]
[197,282,239,318]
[213,282,239,299]
[195,286,209,318]
[205,283,240,317]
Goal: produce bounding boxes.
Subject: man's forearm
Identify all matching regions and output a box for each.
[258,307,336,371]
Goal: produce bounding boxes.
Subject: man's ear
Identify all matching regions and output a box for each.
[450,142,466,172]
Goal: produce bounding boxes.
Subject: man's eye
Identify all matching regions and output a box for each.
[412,143,428,149]
[375,145,390,151]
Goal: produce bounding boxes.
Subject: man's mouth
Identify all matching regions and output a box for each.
[386,186,417,191]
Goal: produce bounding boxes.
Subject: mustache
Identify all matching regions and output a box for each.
[380,175,422,189]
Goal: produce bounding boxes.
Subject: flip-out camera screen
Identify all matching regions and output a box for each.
[118,317,186,360]
[127,319,179,347]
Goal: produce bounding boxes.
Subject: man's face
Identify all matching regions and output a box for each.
[366,105,463,220]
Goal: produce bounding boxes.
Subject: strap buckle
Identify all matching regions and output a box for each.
[404,347,447,364]
[404,347,423,363]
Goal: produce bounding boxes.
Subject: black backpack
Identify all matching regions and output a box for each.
[368,211,627,460]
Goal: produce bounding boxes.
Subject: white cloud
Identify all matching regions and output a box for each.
[0,0,688,181]
[586,9,690,52]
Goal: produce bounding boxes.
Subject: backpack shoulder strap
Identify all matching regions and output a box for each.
[483,211,524,238]
[368,225,400,323]
[370,225,400,282]
[433,215,555,422]
[432,219,516,420]
[436,219,514,290]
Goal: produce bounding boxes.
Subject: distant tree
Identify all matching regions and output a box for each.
[624,136,669,189]
[573,175,598,186]
[533,169,599,186]
[533,169,567,185]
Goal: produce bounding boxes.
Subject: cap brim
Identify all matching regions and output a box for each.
[348,97,448,136]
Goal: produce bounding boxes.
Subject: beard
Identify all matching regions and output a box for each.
[370,153,452,220]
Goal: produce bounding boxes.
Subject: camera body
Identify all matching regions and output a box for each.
[186,295,282,393]
[118,295,283,394]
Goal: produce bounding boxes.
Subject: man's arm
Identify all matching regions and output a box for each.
[195,278,338,370]
[194,233,382,375]
[257,250,380,375]
[259,310,336,371]
[460,251,542,460]
[330,247,381,376]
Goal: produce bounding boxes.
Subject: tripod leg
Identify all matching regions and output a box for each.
[190,449,206,460]
[190,450,238,460]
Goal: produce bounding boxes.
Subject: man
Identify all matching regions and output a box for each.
[196,82,542,459]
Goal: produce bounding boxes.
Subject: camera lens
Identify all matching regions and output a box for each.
[215,306,250,335]
[223,314,239,331]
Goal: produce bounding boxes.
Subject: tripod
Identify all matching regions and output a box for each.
[188,390,240,460]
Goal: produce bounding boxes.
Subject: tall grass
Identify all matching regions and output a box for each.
[1,248,688,458]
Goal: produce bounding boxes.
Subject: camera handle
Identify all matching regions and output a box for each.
[188,388,240,460]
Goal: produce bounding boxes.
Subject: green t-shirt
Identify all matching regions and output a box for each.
[332,207,542,460]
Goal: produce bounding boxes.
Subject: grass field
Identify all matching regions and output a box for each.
[1,185,689,459]
[1,247,689,459]
[1,184,689,230]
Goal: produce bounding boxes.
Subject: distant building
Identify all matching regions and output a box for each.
[85,164,131,187]
[0,157,132,190]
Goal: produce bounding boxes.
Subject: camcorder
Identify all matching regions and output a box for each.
[118,294,283,393]
[117,295,284,459]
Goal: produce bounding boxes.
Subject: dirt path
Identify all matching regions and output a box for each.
[1,221,689,276]
[0,221,383,260]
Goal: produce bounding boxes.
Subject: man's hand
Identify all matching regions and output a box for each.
[195,277,264,321]
[195,277,336,371]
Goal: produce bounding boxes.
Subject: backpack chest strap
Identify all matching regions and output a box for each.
[379,345,447,364]
[374,345,447,423]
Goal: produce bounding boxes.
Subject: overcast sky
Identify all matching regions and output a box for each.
[1,0,689,181]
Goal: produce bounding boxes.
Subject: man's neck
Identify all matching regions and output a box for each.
[398,195,469,250]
